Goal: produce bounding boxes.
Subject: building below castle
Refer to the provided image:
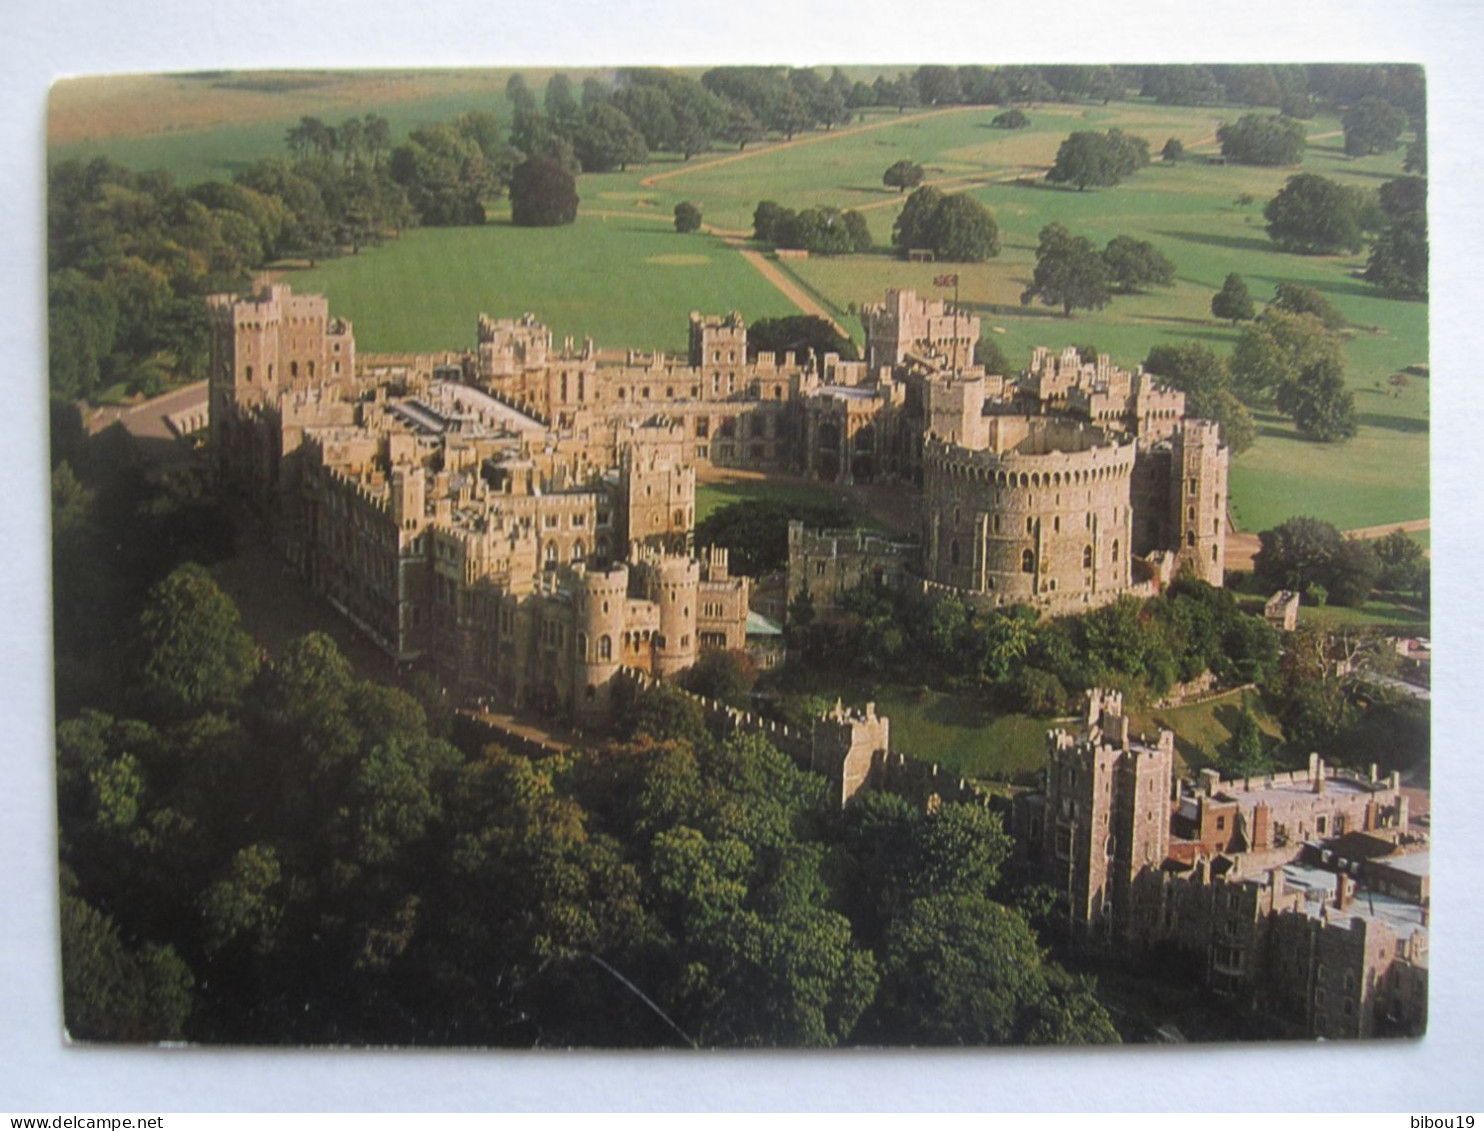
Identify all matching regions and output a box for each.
[1013,691,1428,1040]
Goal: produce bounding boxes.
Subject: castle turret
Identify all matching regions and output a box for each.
[572,563,630,724]
[689,310,747,368]
[647,555,700,677]
[1171,419,1228,585]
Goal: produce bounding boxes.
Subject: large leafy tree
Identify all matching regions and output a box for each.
[1216,114,1307,165]
[1264,173,1373,254]
[1343,97,1410,156]
[572,104,649,173]
[1045,129,1150,190]
[1366,177,1428,299]
[1020,223,1111,316]
[882,159,925,193]
[137,563,260,719]
[508,157,579,227]
[1230,309,1344,404]
[1276,357,1359,442]
[1255,517,1379,606]
[1143,342,1256,455]
[1101,236,1175,293]
[1210,272,1255,323]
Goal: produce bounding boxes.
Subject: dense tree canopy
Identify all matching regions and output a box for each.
[695,497,857,576]
[1343,97,1410,157]
[508,158,580,227]
[882,159,925,193]
[1255,517,1379,606]
[1216,114,1307,166]
[1366,176,1428,299]
[1142,343,1257,455]
[673,201,702,233]
[1210,272,1255,323]
[747,315,859,362]
[1020,223,1110,316]
[1045,129,1150,191]
[1270,282,1345,329]
[1276,357,1359,442]
[1230,309,1344,404]
[1101,236,1175,293]
[1264,174,1373,254]
[891,187,1000,262]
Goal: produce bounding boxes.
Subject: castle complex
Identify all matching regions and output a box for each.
[209,282,1228,719]
[204,281,1422,1041]
[1013,691,1428,1039]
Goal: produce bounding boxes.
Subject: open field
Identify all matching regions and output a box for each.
[288,216,799,354]
[50,81,1428,535]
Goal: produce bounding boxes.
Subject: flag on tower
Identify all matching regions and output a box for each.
[934,273,959,287]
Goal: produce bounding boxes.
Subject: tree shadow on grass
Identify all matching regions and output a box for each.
[1356,412,1430,434]
[1152,228,1274,256]
[1245,273,1380,302]
[842,185,904,196]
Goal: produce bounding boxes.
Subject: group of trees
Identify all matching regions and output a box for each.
[1019,224,1175,317]
[745,315,859,364]
[1142,343,1257,455]
[792,578,1280,718]
[891,187,1002,262]
[1254,516,1383,608]
[752,200,873,256]
[1216,114,1308,166]
[1366,176,1429,299]
[1044,129,1151,191]
[57,534,1120,1046]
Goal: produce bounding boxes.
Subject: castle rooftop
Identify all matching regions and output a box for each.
[1280,860,1429,943]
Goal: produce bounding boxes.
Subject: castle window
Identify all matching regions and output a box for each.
[949,539,960,565]
[1188,505,1196,522]
[290,361,298,378]
[1187,531,1197,548]
[1021,549,1035,573]
[1212,545,1219,563]
[1083,546,1093,569]
[1112,540,1120,562]
[598,635,612,661]
[245,366,254,382]
[1189,477,1198,494]
[1213,517,1221,535]
[1053,516,1060,532]
[1026,516,1034,535]
[572,541,585,562]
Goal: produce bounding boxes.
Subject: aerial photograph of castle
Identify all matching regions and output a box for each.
[44,60,1432,1055]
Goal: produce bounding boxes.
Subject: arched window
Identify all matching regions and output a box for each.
[1021,549,1035,573]
[572,540,585,563]
[1187,531,1197,548]
[598,635,612,661]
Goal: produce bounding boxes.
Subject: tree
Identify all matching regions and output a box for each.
[1264,174,1371,254]
[1255,517,1378,607]
[1367,177,1428,299]
[927,194,1000,262]
[890,185,944,252]
[1277,357,1358,442]
[1046,129,1150,191]
[137,563,260,719]
[1230,309,1344,404]
[1343,97,1409,157]
[752,200,788,243]
[1216,114,1307,166]
[1372,529,1428,596]
[1101,236,1175,293]
[508,157,579,227]
[882,159,925,193]
[891,187,1000,262]
[1161,137,1185,162]
[1271,282,1345,329]
[694,496,855,576]
[991,109,1029,130]
[1142,342,1257,455]
[673,201,702,233]
[572,104,649,173]
[1020,223,1111,316]
[1211,272,1255,323]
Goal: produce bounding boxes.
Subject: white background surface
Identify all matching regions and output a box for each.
[3,0,1481,1112]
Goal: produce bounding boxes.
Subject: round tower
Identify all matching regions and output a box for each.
[572,562,629,724]
[651,556,700,677]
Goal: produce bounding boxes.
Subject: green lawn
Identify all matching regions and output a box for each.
[288,216,799,354]
[695,478,880,525]
[1131,689,1286,776]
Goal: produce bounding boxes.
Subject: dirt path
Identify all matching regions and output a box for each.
[1225,518,1430,571]
[639,105,987,188]
[726,242,849,337]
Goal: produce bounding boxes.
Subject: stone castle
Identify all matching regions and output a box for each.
[1013,690,1428,1040]
[208,282,1226,717]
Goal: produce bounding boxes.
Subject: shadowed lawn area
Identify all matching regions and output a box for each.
[1131,689,1286,777]
[696,478,877,525]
